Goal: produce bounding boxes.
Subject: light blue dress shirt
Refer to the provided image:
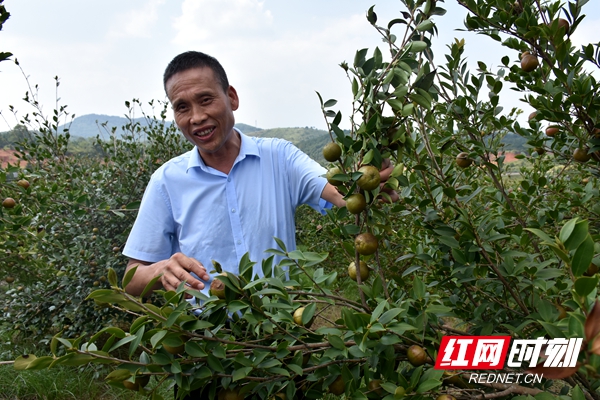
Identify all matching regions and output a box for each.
[123,130,331,295]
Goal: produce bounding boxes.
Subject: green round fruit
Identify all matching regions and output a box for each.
[123,375,150,391]
[556,18,570,33]
[329,375,345,395]
[210,273,228,299]
[293,307,305,325]
[218,388,245,400]
[574,148,591,162]
[436,395,456,400]
[407,345,428,366]
[456,152,472,168]
[546,126,559,137]
[368,379,384,396]
[2,197,16,209]
[348,261,369,281]
[16,179,30,189]
[326,167,344,186]
[355,233,378,255]
[521,54,539,72]
[163,336,187,355]
[356,165,381,191]
[346,193,367,214]
[323,142,342,162]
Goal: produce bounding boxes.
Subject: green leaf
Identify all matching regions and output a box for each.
[227,300,249,314]
[408,41,428,52]
[413,276,425,299]
[572,235,595,277]
[564,220,589,251]
[328,334,347,350]
[370,301,388,323]
[150,330,168,349]
[303,303,316,326]
[559,218,579,245]
[50,332,62,357]
[379,308,402,325]
[323,99,338,108]
[140,275,162,299]
[107,268,118,287]
[387,99,404,111]
[130,316,149,334]
[415,19,434,31]
[416,379,442,394]
[109,335,138,352]
[539,321,564,339]
[572,385,585,400]
[86,289,123,301]
[57,353,96,366]
[574,276,599,297]
[122,265,138,289]
[185,341,208,358]
[14,354,37,370]
[537,300,555,322]
[233,367,253,381]
[525,228,554,244]
[105,368,132,382]
[409,93,431,109]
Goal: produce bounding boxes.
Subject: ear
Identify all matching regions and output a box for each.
[227,86,239,111]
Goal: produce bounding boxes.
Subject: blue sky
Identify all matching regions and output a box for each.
[1,0,598,131]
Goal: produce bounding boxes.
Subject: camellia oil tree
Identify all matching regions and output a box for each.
[10,0,600,399]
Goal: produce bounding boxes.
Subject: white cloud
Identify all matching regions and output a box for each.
[172,0,273,45]
[108,0,166,39]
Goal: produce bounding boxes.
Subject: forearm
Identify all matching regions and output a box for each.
[321,183,346,208]
[124,253,209,297]
[124,258,164,297]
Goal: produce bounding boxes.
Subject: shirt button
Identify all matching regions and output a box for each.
[236,240,241,245]
[231,208,236,213]
[227,177,231,182]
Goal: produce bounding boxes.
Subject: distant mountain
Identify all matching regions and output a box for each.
[59,114,153,139]
[58,114,329,163]
[249,127,330,164]
[60,114,264,140]
[235,123,262,134]
[46,114,529,165]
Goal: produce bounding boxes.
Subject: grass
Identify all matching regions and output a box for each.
[0,364,176,400]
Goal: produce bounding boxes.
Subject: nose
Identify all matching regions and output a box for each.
[190,104,207,125]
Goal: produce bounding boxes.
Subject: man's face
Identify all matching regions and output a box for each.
[166,67,239,156]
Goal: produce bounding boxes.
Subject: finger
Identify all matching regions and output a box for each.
[187,258,210,282]
[170,254,209,290]
[379,159,393,182]
[178,269,205,290]
[379,188,399,203]
[161,274,179,292]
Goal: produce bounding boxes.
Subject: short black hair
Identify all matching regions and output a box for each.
[163,51,229,93]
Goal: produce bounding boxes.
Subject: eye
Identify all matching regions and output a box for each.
[175,103,188,112]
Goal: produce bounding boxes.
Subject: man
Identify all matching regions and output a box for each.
[122,50,397,399]
[122,51,347,297]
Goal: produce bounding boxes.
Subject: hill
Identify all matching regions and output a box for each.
[58,114,263,140]
[4,114,528,165]
[57,114,327,162]
[246,127,330,164]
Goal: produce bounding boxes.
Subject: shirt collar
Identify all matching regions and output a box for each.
[186,128,260,173]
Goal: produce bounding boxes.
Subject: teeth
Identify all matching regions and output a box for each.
[196,127,213,137]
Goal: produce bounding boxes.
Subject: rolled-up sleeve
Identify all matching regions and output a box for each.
[284,141,332,214]
[123,175,177,262]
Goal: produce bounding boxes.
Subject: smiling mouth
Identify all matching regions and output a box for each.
[194,127,215,138]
